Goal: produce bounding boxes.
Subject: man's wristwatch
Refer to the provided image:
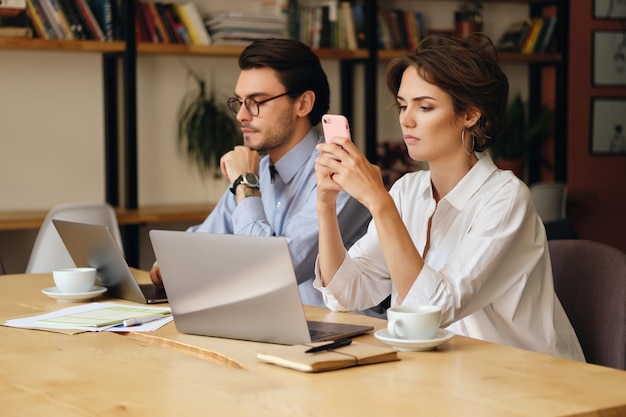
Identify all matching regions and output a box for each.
[230,173,260,195]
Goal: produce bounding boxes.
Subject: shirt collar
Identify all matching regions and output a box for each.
[272,129,320,183]
[444,152,498,210]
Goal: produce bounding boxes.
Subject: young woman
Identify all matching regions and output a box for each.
[314,33,584,361]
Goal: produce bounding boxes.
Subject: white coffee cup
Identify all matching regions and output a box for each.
[387,305,442,340]
[52,267,97,293]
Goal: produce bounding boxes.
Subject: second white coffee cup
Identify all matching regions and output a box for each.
[53,267,97,293]
[387,305,442,340]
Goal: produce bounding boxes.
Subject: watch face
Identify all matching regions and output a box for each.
[244,173,259,186]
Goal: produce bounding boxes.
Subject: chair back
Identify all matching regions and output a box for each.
[530,182,567,222]
[549,239,626,370]
[25,202,124,273]
[0,257,5,275]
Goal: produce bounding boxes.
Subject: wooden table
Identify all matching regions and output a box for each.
[2,273,626,417]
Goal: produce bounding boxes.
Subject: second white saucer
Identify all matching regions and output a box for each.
[374,328,455,352]
[42,286,107,303]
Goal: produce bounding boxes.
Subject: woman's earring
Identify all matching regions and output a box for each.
[461,127,473,156]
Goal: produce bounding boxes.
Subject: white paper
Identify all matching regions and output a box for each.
[4,302,172,332]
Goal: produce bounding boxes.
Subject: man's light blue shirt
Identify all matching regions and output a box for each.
[188,128,371,306]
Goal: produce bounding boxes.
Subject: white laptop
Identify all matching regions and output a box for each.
[53,219,168,304]
[149,230,374,345]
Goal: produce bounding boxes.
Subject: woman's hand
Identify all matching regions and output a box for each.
[316,136,387,212]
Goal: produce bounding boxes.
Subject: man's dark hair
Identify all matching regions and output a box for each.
[239,38,330,126]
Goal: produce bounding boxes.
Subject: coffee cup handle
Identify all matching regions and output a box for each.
[387,318,405,338]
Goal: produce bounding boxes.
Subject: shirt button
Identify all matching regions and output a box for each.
[276,201,282,208]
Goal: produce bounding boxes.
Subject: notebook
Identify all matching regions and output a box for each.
[52,219,167,304]
[149,230,374,345]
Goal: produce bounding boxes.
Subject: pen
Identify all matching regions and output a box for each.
[305,337,352,354]
[122,313,169,327]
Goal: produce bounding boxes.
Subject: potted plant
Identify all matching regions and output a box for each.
[455,0,483,38]
[490,94,554,180]
[177,63,241,177]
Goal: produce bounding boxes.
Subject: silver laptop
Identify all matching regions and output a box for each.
[149,231,374,345]
[52,219,167,304]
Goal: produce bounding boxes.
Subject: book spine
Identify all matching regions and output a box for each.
[340,1,356,50]
[146,2,169,43]
[102,0,114,40]
[47,0,73,39]
[76,0,104,40]
[155,2,177,43]
[38,0,64,38]
[30,0,56,38]
[163,3,188,44]
[175,2,210,45]
[535,17,557,54]
[0,0,26,8]
[56,0,84,39]
[521,17,543,54]
[133,0,149,42]
[25,0,46,38]
[139,1,158,43]
[0,26,32,37]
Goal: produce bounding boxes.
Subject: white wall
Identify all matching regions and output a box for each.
[0,0,529,272]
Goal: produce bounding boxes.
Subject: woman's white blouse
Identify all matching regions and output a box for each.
[314,153,585,361]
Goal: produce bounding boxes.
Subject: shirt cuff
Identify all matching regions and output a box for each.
[232,196,264,233]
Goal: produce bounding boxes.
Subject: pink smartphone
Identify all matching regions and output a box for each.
[322,114,351,143]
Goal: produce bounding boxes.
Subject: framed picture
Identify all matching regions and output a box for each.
[592,31,626,87]
[590,98,626,155]
[594,0,626,19]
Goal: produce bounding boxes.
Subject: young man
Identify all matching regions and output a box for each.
[150,38,371,308]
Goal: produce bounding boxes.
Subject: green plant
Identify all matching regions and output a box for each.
[490,94,554,163]
[177,63,241,177]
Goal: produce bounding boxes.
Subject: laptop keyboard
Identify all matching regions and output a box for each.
[139,284,167,300]
[309,328,341,341]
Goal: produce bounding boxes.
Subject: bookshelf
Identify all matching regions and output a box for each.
[364,0,568,183]
[0,0,567,267]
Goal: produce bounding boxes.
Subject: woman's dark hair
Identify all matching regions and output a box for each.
[385,33,509,151]
[239,38,330,126]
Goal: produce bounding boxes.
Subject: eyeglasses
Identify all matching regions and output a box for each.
[226,91,291,117]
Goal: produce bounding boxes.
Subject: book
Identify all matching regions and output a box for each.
[0,9,28,25]
[351,0,366,48]
[47,0,74,39]
[25,0,46,38]
[534,16,557,54]
[155,2,178,43]
[56,0,86,39]
[163,3,190,44]
[256,341,400,373]
[0,25,32,37]
[145,1,169,42]
[86,0,115,40]
[340,1,357,50]
[497,20,531,52]
[175,2,211,45]
[38,0,65,38]
[29,0,57,39]
[76,0,104,40]
[0,0,26,8]
[521,17,544,54]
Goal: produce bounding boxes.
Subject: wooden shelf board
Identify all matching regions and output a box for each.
[378,49,560,63]
[0,38,125,53]
[137,42,368,60]
[0,204,215,231]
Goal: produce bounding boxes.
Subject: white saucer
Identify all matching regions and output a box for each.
[374,328,455,352]
[42,286,107,302]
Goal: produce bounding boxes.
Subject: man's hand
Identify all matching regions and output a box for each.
[220,146,260,182]
[150,264,164,288]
